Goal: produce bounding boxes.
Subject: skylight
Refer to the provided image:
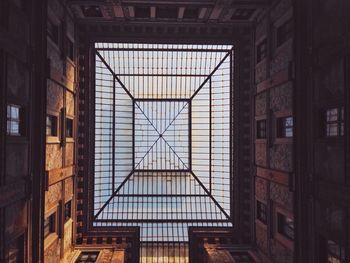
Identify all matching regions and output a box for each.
[93,43,234,262]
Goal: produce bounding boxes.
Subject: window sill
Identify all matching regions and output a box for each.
[255,138,267,144]
[44,232,58,250]
[46,136,60,144]
[66,137,74,143]
[274,137,293,144]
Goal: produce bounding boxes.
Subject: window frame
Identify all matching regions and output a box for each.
[46,114,58,137]
[6,104,23,136]
[66,117,74,138]
[277,212,294,241]
[43,213,56,239]
[256,200,267,224]
[277,116,293,138]
[323,107,344,137]
[75,251,100,263]
[64,200,72,223]
[256,119,267,139]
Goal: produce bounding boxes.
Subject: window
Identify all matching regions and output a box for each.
[257,39,267,63]
[66,118,73,138]
[230,251,255,262]
[5,235,24,263]
[46,115,58,136]
[277,116,293,138]
[64,201,72,222]
[47,19,59,45]
[277,19,293,47]
[7,104,22,136]
[66,37,74,60]
[257,201,267,224]
[325,107,344,137]
[256,119,266,139]
[277,213,294,240]
[327,240,345,263]
[134,6,150,18]
[44,214,56,239]
[80,5,103,18]
[75,252,100,263]
[93,43,233,252]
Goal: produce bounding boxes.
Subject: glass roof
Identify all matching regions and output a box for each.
[94,43,233,261]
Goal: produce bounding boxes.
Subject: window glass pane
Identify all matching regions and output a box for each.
[11,106,19,119]
[11,121,19,134]
[326,108,338,122]
[66,119,73,137]
[327,123,338,136]
[285,127,293,137]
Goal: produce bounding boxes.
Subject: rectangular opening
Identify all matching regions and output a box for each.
[93,43,234,261]
[64,200,72,222]
[256,119,266,139]
[277,213,294,240]
[76,252,100,263]
[256,201,267,224]
[44,213,56,239]
[66,118,73,138]
[46,115,58,136]
[324,107,344,137]
[7,104,22,136]
[277,116,293,138]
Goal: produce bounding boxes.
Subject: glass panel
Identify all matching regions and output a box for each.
[326,108,338,122]
[327,123,338,136]
[93,43,234,260]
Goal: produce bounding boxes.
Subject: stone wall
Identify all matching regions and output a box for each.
[253,0,294,261]
[0,0,33,261]
[44,0,77,262]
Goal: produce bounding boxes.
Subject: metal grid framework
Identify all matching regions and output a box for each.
[93,43,233,261]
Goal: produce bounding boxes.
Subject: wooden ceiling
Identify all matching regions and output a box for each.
[65,0,269,24]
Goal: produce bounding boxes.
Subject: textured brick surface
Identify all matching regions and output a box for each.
[47,81,64,111]
[255,92,267,116]
[5,143,28,183]
[45,182,62,212]
[255,143,267,167]
[270,239,293,263]
[255,177,268,201]
[269,144,293,172]
[270,182,293,210]
[256,224,268,255]
[46,144,63,170]
[270,40,292,76]
[270,82,292,113]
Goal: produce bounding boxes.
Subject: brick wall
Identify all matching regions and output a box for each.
[253,0,294,262]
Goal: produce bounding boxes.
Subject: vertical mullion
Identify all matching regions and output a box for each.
[188,101,192,171]
[112,76,116,193]
[229,50,233,220]
[132,100,135,169]
[209,76,212,194]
